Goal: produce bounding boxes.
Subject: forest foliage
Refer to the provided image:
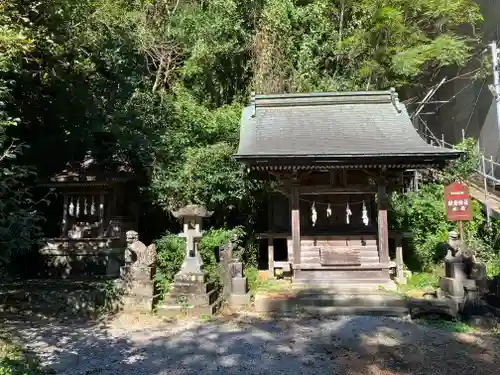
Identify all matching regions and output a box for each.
[0,0,491,268]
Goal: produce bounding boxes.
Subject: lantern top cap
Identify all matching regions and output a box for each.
[171,204,213,219]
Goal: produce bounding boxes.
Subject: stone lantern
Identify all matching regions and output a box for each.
[171,204,213,276]
[157,204,220,316]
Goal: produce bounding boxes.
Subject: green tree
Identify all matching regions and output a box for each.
[0,2,46,269]
[389,138,498,271]
[0,0,487,269]
[253,0,483,93]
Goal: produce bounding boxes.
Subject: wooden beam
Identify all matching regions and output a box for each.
[299,184,377,195]
[377,178,390,264]
[255,231,413,239]
[291,186,301,266]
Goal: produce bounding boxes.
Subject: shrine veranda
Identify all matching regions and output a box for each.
[236,90,462,286]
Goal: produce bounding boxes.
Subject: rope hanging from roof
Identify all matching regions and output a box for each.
[69,198,75,217]
[76,198,80,218]
[90,196,96,215]
[346,202,352,224]
[326,204,332,217]
[362,201,369,226]
[311,201,317,227]
[305,197,372,226]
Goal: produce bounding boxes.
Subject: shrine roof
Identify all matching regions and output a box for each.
[236,90,461,167]
[39,153,134,187]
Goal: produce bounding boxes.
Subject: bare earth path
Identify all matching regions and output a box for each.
[2,313,499,375]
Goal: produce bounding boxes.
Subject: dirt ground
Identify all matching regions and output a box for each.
[1,312,499,375]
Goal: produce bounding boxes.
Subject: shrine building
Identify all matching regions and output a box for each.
[236,90,462,287]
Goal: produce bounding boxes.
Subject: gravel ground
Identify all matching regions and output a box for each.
[2,312,499,375]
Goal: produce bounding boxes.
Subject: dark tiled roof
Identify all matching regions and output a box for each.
[236,90,461,163]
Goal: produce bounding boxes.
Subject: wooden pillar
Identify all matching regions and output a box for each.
[62,193,69,236]
[395,233,406,284]
[268,237,274,277]
[377,179,390,265]
[291,186,301,266]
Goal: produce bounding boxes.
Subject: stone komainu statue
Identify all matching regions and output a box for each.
[125,230,156,267]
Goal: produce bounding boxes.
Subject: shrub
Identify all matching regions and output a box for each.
[199,226,246,292]
[389,137,500,272]
[0,330,44,375]
[154,233,185,301]
[486,257,500,278]
[406,272,440,290]
[154,226,246,301]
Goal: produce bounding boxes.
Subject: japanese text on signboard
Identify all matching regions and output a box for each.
[444,183,472,222]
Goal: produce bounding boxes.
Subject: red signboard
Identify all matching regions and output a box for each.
[444,183,472,222]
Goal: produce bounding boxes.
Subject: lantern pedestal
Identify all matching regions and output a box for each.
[157,205,221,317]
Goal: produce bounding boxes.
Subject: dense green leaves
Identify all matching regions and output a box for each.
[389,139,499,272]
[254,0,482,92]
[0,0,488,268]
[154,226,247,298]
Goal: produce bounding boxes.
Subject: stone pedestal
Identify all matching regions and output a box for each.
[157,205,221,317]
[440,261,469,301]
[120,265,154,313]
[228,276,251,307]
[157,272,220,317]
[437,238,489,318]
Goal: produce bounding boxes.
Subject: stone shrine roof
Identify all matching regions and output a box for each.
[40,152,134,187]
[171,205,213,218]
[236,90,461,168]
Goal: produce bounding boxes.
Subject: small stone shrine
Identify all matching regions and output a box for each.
[219,242,251,308]
[438,231,488,314]
[158,205,220,316]
[37,149,139,278]
[120,230,156,313]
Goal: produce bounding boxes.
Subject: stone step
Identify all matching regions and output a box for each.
[168,281,213,294]
[291,295,405,307]
[164,289,219,307]
[254,292,408,316]
[156,296,222,317]
[292,281,397,292]
[291,305,408,317]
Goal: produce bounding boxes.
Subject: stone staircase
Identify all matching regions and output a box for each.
[254,285,409,316]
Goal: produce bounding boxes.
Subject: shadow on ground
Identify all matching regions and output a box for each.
[1,289,499,375]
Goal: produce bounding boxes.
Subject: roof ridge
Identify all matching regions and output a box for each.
[252,89,398,108]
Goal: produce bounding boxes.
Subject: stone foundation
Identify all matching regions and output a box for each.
[157,272,221,317]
